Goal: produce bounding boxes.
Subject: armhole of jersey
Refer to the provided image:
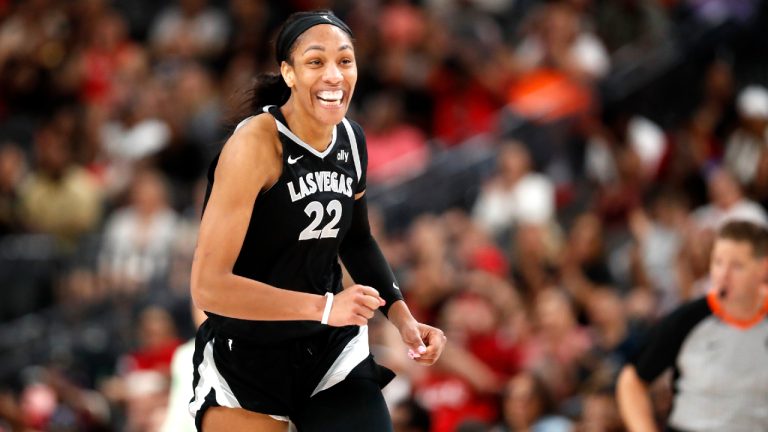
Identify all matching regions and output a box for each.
[633,297,711,383]
[341,118,362,181]
[261,105,283,150]
[234,106,274,132]
[237,105,280,195]
[259,105,281,136]
[235,115,255,132]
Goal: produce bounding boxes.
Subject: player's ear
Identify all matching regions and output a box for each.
[281,61,295,88]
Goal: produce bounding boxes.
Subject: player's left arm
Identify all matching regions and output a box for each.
[338,191,446,365]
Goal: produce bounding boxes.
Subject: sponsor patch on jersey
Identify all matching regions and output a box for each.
[337,150,349,162]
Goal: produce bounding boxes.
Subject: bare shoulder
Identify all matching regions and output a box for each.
[216,113,281,190]
[223,113,279,161]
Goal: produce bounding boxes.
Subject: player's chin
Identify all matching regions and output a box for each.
[313,100,349,124]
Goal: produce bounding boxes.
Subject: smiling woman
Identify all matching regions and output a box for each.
[278,18,357,131]
[188,10,446,432]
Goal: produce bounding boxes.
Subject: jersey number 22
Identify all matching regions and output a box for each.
[299,199,342,240]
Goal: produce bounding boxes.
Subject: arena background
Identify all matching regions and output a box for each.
[0,0,767,431]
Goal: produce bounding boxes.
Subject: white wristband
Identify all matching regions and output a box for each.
[320,292,334,325]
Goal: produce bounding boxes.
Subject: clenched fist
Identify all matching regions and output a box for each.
[325,285,385,327]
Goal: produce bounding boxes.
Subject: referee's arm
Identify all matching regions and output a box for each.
[617,322,674,432]
[615,300,704,432]
[617,365,659,432]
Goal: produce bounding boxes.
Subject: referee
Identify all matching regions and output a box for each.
[617,220,768,432]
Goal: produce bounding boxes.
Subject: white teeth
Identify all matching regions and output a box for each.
[318,98,342,107]
[318,90,343,101]
[317,90,343,108]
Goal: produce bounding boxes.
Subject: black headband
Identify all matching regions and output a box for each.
[275,12,353,65]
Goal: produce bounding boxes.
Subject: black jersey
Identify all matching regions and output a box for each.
[631,291,768,432]
[201,105,368,344]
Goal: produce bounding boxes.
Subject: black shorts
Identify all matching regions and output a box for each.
[188,320,395,431]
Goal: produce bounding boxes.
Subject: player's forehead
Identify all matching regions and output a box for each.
[292,24,354,56]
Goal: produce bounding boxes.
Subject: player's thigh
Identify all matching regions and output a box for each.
[201,406,289,432]
[292,378,393,432]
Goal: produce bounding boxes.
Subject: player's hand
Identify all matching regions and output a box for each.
[327,285,385,327]
[398,320,446,366]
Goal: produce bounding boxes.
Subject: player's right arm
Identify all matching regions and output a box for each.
[190,115,381,326]
[617,365,659,432]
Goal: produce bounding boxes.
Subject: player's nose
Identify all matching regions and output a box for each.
[323,63,343,84]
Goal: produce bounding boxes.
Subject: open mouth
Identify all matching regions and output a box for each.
[317,90,344,108]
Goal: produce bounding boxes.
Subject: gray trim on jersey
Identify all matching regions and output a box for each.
[263,106,338,159]
[189,338,242,414]
[235,116,255,132]
[669,316,768,432]
[341,118,362,182]
[311,325,370,397]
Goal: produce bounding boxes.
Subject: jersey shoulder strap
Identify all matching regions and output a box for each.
[341,118,363,181]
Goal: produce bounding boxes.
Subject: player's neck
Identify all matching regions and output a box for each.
[280,103,334,152]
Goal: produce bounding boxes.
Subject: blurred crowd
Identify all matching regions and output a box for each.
[0,0,767,431]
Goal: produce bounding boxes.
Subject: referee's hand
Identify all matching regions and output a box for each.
[327,285,385,327]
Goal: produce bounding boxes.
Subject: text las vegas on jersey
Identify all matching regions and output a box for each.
[288,170,354,202]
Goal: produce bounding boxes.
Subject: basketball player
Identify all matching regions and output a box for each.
[616,220,768,432]
[189,10,446,432]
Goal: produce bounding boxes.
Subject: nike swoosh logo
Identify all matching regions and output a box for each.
[287,155,304,164]
[393,282,400,290]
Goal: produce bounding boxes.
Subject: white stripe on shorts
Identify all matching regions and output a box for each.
[311,325,370,397]
[189,338,241,415]
[187,337,291,423]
